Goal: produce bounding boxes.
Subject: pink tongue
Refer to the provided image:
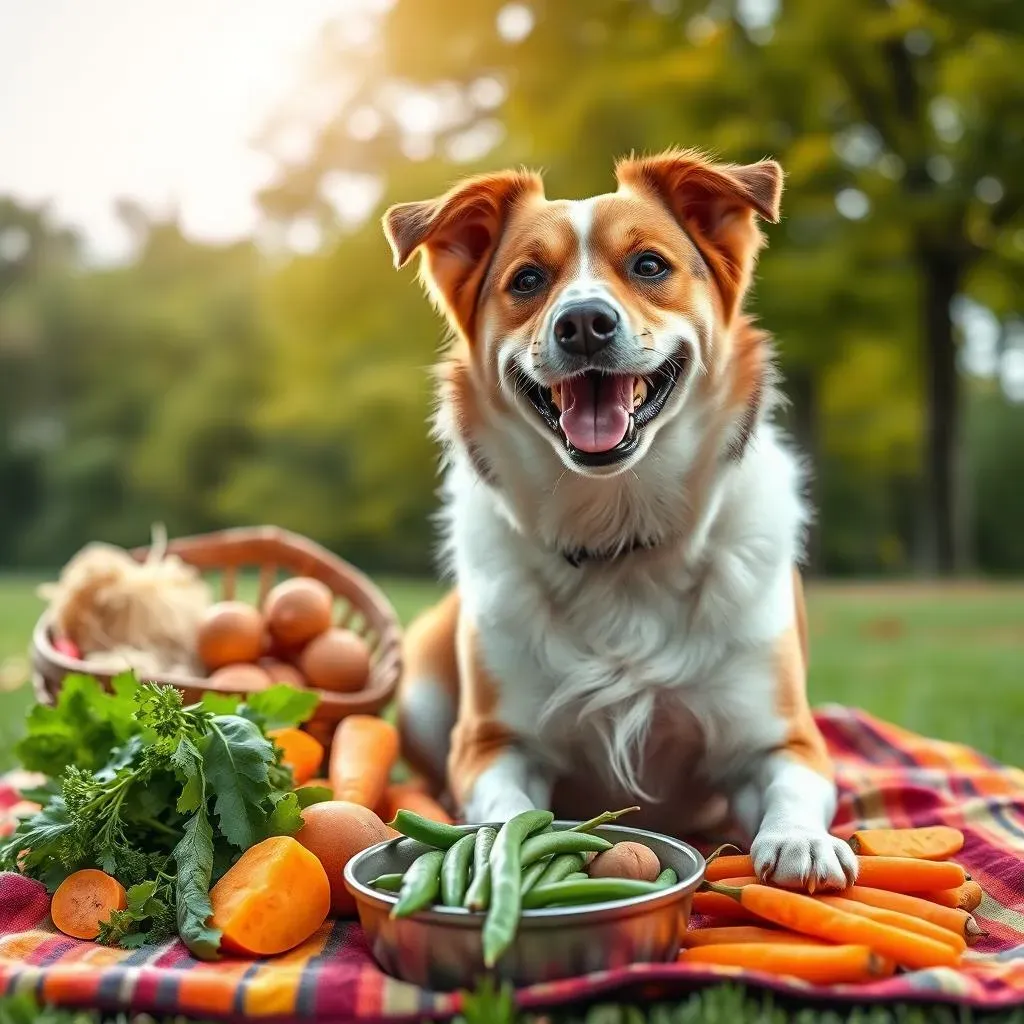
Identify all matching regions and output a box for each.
[559,374,633,453]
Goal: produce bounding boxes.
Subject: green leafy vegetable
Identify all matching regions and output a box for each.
[295,785,334,809]
[0,675,317,958]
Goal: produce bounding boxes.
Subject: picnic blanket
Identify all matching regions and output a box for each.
[2,705,1023,1023]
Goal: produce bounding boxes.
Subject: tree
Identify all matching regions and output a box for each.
[260,0,1024,574]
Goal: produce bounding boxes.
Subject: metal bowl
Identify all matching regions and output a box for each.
[343,821,705,990]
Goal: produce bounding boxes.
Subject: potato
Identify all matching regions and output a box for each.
[587,841,661,882]
[294,801,394,915]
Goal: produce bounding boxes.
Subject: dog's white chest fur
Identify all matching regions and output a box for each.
[442,422,807,828]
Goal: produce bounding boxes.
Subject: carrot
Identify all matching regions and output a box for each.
[706,883,960,970]
[957,880,984,912]
[841,885,986,944]
[681,943,892,984]
[855,856,965,892]
[816,895,966,953]
[692,891,757,920]
[924,880,984,911]
[849,826,964,861]
[269,728,324,786]
[704,854,755,882]
[381,783,452,824]
[329,715,399,810]
[717,875,760,886]
[682,925,826,948]
[210,836,330,956]
[51,869,127,940]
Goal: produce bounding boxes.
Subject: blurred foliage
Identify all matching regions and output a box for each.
[1,0,1023,576]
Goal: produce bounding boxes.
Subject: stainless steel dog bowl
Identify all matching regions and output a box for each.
[343,821,705,990]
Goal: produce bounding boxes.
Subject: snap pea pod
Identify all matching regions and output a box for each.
[482,809,554,966]
[564,871,589,882]
[463,826,498,910]
[440,832,477,907]
[391,850,445,918]
[388,810,467,850]
[572,806,641,833]
[521,830,612,866]
[536,852,585,887]
[369,873,404,892]
[520,858,550,894]
[521,877,663,910]
[655,867,678,887]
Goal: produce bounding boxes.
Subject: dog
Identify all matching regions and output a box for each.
[381,148,856,890]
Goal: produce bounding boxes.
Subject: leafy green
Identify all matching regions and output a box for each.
[241,687,319,731]
[16,673,140,777]
[295,784,334,808]
[0,676,318,958]
[173,809,220,960]
[202,715,276,849]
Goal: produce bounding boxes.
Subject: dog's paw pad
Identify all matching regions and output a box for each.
[751,828,856,892]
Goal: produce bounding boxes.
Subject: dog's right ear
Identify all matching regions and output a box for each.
[383,170,543,342]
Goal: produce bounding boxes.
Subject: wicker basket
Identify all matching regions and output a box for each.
[31,526,403,753]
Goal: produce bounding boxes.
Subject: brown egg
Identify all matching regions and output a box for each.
[588,841,661,882]
[259,658,307,687]
[196,601,264,670]
[208,664,273,692]
[264,577,334,649]
[299,628,370,693]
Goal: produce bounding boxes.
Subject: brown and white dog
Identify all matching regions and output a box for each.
[382,148,856,890]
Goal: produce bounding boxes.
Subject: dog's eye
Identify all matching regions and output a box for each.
[632,252,670,279]
[510,267,545,295]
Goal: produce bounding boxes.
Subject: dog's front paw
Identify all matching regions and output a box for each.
[751,826,857,892]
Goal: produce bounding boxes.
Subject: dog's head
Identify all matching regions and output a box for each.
[384,149,781,480]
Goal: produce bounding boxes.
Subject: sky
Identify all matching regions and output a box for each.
[0,0,354,261]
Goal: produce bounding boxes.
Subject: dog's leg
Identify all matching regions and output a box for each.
[397,591,461,794]
[735,572,857,890]
[448,616,550,823]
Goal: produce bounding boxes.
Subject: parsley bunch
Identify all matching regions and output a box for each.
[0,673,321,959]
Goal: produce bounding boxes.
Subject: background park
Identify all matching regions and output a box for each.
[0,1,1022,1019]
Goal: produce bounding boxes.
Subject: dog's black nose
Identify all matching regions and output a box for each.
[553,300,620,357]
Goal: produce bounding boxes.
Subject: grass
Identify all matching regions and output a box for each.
[1,575,1022,1023]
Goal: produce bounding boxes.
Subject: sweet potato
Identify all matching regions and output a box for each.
[210,836,330,955]
[269,728,324,786]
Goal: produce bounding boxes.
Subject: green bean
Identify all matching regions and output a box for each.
[391,850,445,918]
[572,806,641,833]
[369,873,404,892]
[564,871,589,882]
[519,858,550,894]
[520,830,612,866]
[521,878,662,909]
[440,832,477,906]
[655,867,678,887]
[463,826,497,911]
[388,810,467,850]
[536,852,585,887]
[482,809,553,966]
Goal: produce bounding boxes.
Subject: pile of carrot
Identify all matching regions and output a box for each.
[315,714,453,823]
[682,825,986,984]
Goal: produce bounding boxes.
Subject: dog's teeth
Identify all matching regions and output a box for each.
[633,378,648,409]
[551,384,563,411]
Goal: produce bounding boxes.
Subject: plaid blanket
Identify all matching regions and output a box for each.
[2,706,1023,1022]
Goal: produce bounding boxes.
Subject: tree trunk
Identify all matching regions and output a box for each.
[786,366,822,576]
[919,248,966,575]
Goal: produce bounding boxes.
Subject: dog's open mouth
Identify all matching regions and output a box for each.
[521,363,682,466]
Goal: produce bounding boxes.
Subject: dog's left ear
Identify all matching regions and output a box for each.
[383,170,543,342]
[616,149,783,322]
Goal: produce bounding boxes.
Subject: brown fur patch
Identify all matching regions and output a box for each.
[447,616,511,804]
[774,574,832,778]
[615,150,782,323]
